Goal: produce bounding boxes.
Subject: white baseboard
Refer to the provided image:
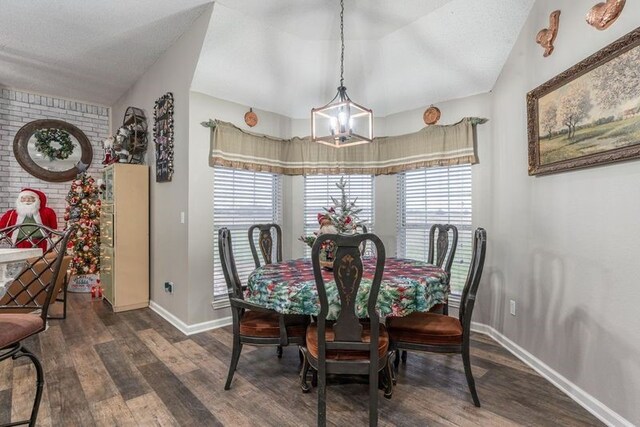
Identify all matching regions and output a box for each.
[471,322,633,427]
[149,300,232,336]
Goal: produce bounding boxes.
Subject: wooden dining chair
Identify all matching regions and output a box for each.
[299,233,394,427]
[218,228,308,390]
[0,224,74,427]
[387,228,487,407]
[248,223,283,268]
[398,223,459,365]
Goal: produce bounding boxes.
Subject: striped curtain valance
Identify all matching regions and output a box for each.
[203,117,487,176]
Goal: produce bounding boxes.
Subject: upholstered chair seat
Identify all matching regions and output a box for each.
[239,311,307,338]
[306,323,389,361]
[0,314,45,348]
[386,312,463,345]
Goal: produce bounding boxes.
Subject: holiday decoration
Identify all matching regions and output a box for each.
[298,177,365,268]
[34,128,75,161]
[64,172,101,278]
[0,189,58,250]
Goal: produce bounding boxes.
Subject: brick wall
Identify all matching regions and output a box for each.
[0,88,110,229]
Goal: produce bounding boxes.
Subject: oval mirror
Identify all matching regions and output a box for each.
[13,119,93,182]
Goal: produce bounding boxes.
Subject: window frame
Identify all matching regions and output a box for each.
[212,167,283,301]
[396,164,473,296]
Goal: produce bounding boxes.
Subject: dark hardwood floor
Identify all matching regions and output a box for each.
[1,294,602,426]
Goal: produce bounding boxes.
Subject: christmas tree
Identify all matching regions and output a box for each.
[323,176,364,233]
[299,176,365,247]
[64,173,101,275]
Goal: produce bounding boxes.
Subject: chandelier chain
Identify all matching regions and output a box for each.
[340,0,345,87]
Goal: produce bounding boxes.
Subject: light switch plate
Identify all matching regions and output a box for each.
[510,300,516,316]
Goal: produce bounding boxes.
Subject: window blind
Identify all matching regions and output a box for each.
[303,175,374,256]
[397,164,472,294]
[213,167,282,298]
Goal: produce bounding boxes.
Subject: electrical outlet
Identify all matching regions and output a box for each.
[165,282,174,294]
[180,212,185,224]
[510,300,516,316]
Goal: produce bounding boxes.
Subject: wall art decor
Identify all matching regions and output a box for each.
[13,119,93,182]
[536,10,561,57]
[244,108,258,127]
[153,92,174,182]
[423,105,441,125]
[528,28,640,175]
[586,0,625,31]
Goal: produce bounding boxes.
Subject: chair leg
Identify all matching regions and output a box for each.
[276,345,283,358]
[462,347,480,407]
[311,369,318,387]
[317,365,326,427]
[300,351,311,393]
[384,358,394,399]
[9,346,45,427]
[401,350,407,364]
[393,349,400,370]
[298,347,303,365]
[224,338,243,390]
[369,363,378,427]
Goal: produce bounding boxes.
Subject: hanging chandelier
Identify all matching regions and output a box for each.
[311,0,373,148]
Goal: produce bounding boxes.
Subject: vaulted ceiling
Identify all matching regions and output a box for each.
[0,0,212,105]
[1,0,534,117]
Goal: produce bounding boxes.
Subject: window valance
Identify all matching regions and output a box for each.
[202,117,487,176]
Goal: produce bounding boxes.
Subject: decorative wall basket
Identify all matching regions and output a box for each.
[154,92,174,182]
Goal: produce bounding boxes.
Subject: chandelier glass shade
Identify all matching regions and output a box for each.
[311,0,373,148]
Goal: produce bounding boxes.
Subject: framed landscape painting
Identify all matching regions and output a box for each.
[528,28,640,175]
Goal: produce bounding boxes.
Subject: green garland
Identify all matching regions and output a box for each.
[34,128,74,161]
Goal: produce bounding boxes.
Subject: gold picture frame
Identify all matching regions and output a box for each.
[527,27,640,175]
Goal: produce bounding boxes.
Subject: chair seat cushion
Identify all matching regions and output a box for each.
[0,314,44,348]
[306,323,389,361]
[387,312,463,345]
[239,310,307,338]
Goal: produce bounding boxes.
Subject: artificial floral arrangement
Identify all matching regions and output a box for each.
[299,177,365,267]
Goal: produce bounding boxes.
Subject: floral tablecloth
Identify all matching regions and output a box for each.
[246,257,448,320]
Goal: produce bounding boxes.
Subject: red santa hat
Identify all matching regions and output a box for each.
[18,188,47,207]
[18,189,40,205]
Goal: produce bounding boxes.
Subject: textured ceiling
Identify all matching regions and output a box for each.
[0,0,212,105]
[193,0,535,118]
[1,0,534,117]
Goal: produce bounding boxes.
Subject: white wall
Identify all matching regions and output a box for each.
[111,5,213,324]
[445,1,639,424]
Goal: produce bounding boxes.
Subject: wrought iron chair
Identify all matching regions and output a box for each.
[219,228,308,390]
[299,233,393,427]
[387,228,487,407]
[248,223,283,268]
[0,224,74,427]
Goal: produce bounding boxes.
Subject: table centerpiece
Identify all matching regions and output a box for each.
[298,177,365,269]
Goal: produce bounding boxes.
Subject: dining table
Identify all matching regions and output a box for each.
[246,257,449,320]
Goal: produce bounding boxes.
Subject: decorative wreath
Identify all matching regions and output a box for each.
[34,128,74,161]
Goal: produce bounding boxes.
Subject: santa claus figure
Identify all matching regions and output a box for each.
[317,213,337,235]
[0,188,58,249]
